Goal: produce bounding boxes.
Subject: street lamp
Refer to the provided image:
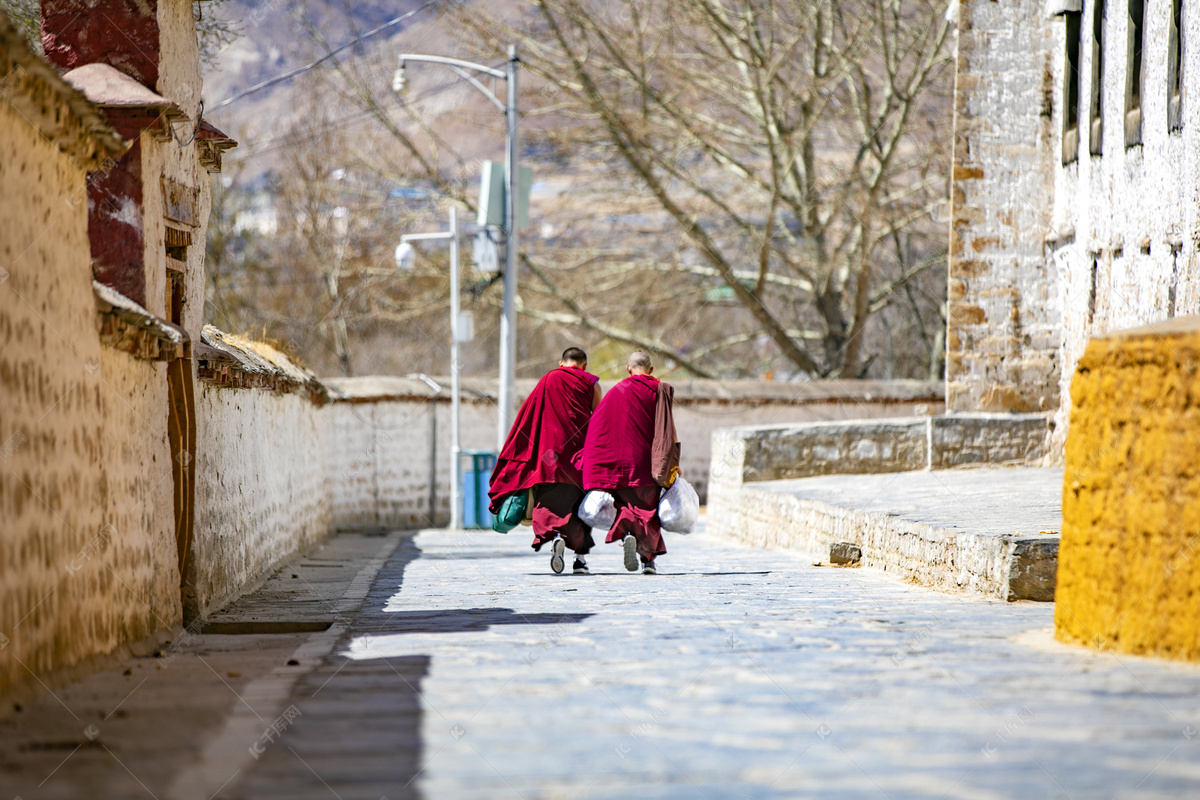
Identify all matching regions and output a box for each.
[392,46,520,451]
[399,207,464,529]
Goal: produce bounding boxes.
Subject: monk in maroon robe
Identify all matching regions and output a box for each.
[580,351,680,574]
[488,347,602,574]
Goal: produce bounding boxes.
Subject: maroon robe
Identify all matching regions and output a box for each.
[487,366,598,513]
[581,374,661,490]
[580,373,675,559]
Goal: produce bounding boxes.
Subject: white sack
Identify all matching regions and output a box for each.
[658,476,699,533]
[578,489,616,530]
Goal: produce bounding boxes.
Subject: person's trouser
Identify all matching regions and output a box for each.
[530,483,594,554]
[605,485,666,560]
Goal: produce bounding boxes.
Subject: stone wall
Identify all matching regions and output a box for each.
[1055,316,1200,660]
[708,414,1052,489]
[947,0,1060,414]
[705,414,1058,601]
[706,470,1060,602]
[0,22,178,710]
[1046,2,1200,455]
[670,379,941,500]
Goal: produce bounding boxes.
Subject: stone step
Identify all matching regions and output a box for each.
[707,467,1063,601]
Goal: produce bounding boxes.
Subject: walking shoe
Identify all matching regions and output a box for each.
[641,558,657,575]
[550,537,566,574]
[572,557,590,575]
[623,535,639,572]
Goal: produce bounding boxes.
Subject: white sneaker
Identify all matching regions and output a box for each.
[550,537,566,574]
[623,536,638,572]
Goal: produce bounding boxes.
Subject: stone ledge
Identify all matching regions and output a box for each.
[94,280,186,360]
[197,325,328,404]
[709,413,1052,485]
[706,468,1063,601]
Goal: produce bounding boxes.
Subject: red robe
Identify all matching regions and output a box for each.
[581,373,662,490]
[580,373,675,558]
[488,366,598,513]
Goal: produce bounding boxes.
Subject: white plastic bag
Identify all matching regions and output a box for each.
[658,476,699,533]
[578,489,616,530]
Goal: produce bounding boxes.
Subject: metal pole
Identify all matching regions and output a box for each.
[449,207,461,530]
[497,44,519,450]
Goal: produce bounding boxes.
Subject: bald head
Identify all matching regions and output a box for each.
[627,350,653,375]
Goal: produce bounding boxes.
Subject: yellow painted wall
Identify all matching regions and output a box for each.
[0,87,179,709]
[1055,316,1200,659]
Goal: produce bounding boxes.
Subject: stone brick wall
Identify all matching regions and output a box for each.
[947,0,1060,415]
[705,471,1059,602]
[1055,316,1200,660]
[1046,2,1200,455]
[670,379,942,500]
[707,414,1053,494]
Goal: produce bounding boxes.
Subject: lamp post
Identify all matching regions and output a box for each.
[398,207,463,529]
[393,47,519,451]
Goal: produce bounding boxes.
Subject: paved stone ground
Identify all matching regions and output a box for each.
[5,521,1200,799]
[751,467,1065,537]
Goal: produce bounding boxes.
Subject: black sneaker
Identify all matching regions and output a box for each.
[572,557,590,575]
[641,558,657,575]
[550,537,566,574]
[623,536,639,572]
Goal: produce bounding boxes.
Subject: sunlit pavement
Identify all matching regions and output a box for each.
[4,522,1200,799]
[253,522,1200,799]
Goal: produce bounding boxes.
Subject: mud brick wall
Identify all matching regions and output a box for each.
[1056,317,1200,660]
[947,0,1060,415]
[189,386,332,620]
[323,396,497,531]
[0,60,178,708]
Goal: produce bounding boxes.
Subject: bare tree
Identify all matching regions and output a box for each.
[456,0,952,377]
[204,0,950,380]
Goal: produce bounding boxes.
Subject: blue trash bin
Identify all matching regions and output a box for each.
[460,450,496,529]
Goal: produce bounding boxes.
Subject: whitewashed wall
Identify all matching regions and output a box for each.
[322,377,944,526]
[1047,0,1200,452]
[190,385,331,619]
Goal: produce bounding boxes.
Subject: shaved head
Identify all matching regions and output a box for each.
[560,346,587,366]
[627,350,653,374]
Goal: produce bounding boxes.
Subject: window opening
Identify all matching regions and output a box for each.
[1168,0,1184,130]
[1125,0,1145,146]
[1091,0,1107,154]
[1065,10,1084,162]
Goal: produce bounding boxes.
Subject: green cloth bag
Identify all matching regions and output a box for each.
[492,490,529,533]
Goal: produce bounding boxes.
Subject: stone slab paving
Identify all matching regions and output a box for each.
[5,522,1200,799]
[0,532,406,800]
[231,520,1200,799]
[751,467,1065,537]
